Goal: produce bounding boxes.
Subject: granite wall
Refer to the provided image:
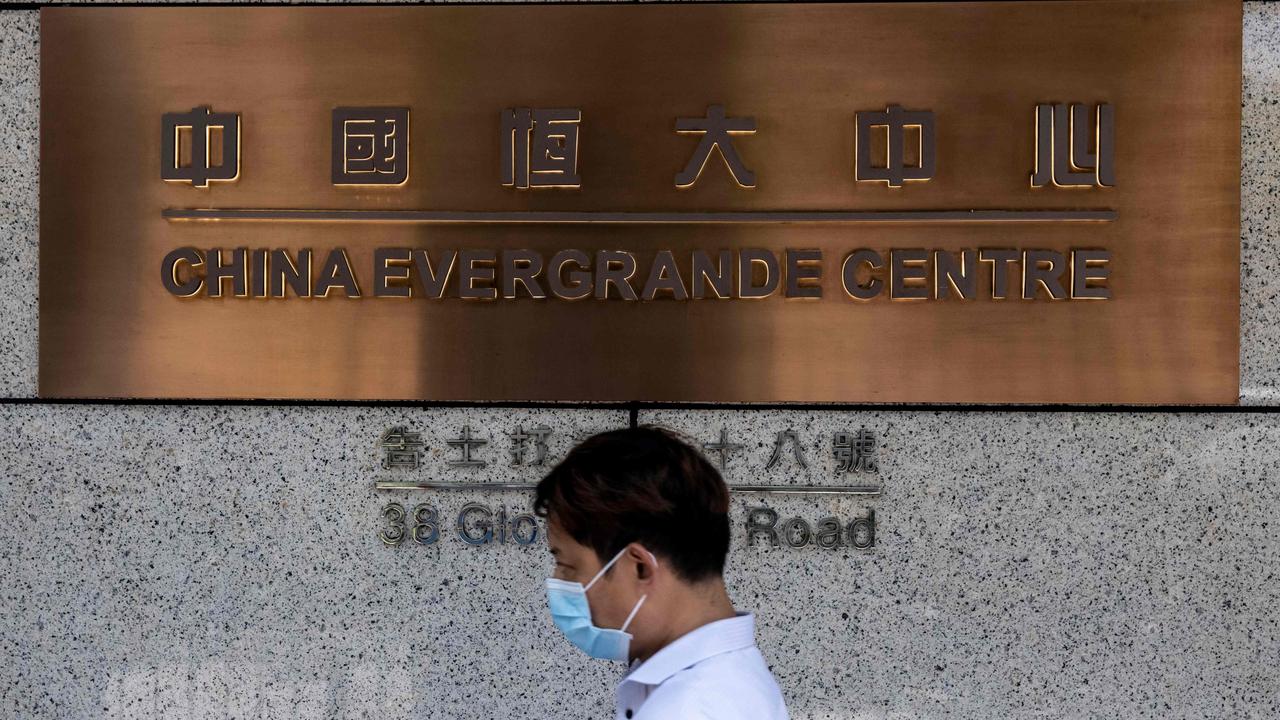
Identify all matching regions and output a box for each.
[2,3,1278,719]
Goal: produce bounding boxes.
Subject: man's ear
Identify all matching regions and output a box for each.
[627,543,659,583]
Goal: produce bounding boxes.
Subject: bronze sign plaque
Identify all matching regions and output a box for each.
[39,2,1241,403]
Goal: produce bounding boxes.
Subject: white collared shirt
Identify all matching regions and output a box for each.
[615,612,789,720]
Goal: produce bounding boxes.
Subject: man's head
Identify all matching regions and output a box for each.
[535,425,732,661]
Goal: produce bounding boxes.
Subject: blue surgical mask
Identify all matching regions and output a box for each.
[545,546,656,662]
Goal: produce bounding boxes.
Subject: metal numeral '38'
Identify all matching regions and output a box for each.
[380,502,440,546]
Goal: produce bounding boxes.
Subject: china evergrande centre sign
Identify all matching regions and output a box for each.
[38,2,1241,403]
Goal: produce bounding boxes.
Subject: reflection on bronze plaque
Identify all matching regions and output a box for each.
[39,2,1241,403]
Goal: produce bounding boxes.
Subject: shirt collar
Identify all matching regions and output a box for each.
[621,611,757,687]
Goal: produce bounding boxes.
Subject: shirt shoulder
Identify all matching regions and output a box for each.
[633,647,789,720]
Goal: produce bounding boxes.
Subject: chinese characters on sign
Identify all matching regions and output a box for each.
[855,105,936,187]
[765,430,808,470]
[44,3,1242,404]
[1031,103,1114,188]
[163,101,1113,193]
[378,426,425,470]
[160,106,240,188]
[379,424,554,469]
[508,425,553,466]
[331,107,409,185]
[501,108,582,189]
[834,430,878,473]
[379,424,883,478]
[675,105,757,188]
[158,97,1116,304]
[375,423,882,551]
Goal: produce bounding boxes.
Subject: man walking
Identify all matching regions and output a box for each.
[536,426,790,720]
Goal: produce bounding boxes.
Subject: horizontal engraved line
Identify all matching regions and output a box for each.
[162,208,1117,224]
[374,481,882,496]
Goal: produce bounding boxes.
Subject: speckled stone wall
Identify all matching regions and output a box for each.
[2,3,1279,720]
[4,405,1278,719]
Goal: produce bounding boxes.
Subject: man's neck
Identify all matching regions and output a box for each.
[634,578,737,664]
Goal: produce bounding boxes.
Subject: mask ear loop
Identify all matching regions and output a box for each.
[621,594,646,632]
[585,547,661,595]
[619,551,658,633]
[584,545,630,592]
